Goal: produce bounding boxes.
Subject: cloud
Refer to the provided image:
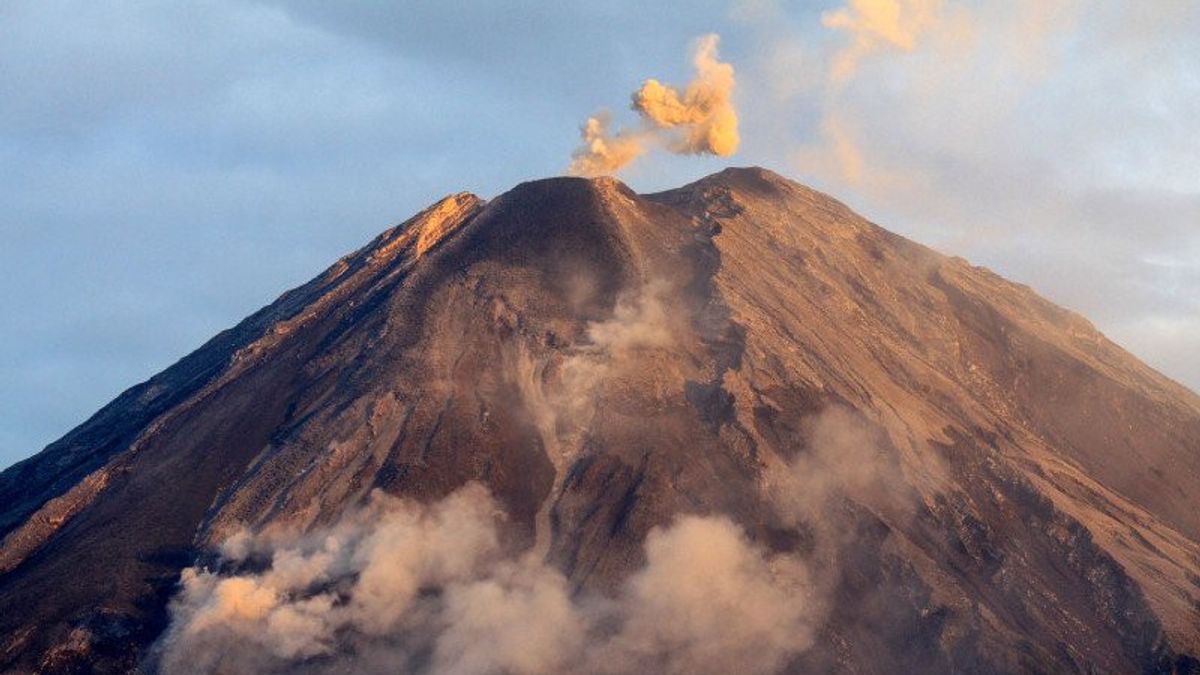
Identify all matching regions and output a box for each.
[155,485,820,675]
[821,0,946,83]
[732,1,1200,392]
[806,0,967,184]
[569,34,740,176]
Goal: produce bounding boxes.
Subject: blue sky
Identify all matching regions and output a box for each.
[1,0,1198,469]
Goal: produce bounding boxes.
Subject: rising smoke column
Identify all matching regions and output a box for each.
[569,34,740,176]
[569,113,650,178]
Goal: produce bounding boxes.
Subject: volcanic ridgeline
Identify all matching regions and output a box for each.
[1,167,1198,674]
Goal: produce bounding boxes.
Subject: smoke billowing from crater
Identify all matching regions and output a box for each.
[568,114,650,180]
[569,34,740,176]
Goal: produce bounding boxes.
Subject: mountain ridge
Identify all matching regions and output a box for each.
[1,166,1197,674]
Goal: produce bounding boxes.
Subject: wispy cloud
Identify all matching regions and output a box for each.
[734,0,1200,390]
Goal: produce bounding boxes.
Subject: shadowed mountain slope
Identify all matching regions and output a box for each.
[1,167,1197,674]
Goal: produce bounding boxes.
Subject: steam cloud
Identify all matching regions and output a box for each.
[569,34,740,176]
[156,485,817,675]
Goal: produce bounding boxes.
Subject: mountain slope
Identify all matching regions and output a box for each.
[1,168,1197,674]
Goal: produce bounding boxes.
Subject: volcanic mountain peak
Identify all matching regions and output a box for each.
[692,164,796,190]
[1,167,1198,674]
[411,192,483,257]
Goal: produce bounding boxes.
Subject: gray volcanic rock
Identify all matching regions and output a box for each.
[1,168,1197,674]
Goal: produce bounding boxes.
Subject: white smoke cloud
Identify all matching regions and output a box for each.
[569,34,740,176]
[156,485,819,675]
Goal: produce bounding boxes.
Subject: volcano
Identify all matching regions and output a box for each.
[1,167,1197,674]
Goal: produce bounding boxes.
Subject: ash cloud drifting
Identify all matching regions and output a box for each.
[821,0,946,83]
[155,485,817,675]
[569,34,740,176]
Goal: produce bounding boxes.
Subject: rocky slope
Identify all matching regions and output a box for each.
[0,167,1197,673]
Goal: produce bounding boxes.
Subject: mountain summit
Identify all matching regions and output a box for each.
[1,167,1198,674]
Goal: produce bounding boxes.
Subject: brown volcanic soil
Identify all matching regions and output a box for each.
[0,167,1197,674]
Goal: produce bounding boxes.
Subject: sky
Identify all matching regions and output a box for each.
[1,0,1197,470]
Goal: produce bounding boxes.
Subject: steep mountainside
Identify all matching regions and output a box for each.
[1,168,1197,674]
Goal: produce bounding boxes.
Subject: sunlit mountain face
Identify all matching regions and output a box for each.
[1,168,1198,674]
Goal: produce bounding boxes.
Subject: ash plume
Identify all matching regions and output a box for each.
[822,0,946,83]
[802,0,962,184]
[568,114,649,180]
[569,34,740,176]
